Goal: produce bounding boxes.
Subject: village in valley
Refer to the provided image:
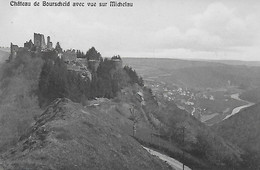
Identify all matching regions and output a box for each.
[144,78,247,124]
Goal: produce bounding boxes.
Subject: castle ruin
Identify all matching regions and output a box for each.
[9,43,19,61]
[9,33,54,61]
[8,33,101,82]
[24,39,34,49]
[34,33,46,51]
[63,49,77,63]
[47,36,53,49]
[111,55,123,70]
[112,58,123,70]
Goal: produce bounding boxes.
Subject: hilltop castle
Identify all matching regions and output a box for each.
[9,33,123,82]
[9,33,54,61]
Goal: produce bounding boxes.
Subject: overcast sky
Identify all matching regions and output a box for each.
[0,0,260,60]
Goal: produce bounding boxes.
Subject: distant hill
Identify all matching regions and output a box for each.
[1,98,172,170]
[123,58,225,77]
[0,47,10,53]
[208,60,260,67]
[124,58,260,89]
[0,48,9,63]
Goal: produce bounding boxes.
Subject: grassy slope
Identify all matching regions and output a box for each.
[1,98,173,170]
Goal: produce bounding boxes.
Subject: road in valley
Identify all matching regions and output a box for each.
[143,147,191,170]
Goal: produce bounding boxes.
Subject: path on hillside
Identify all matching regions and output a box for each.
[143,147,191,170]
[223,93,254,120]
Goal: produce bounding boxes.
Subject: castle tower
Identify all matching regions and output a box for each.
[111,55,123,70]
[34,33,46,51]
[112,59,123,70]
[9,43,19,61]
[34,33,41,49]
[47,36,53,49]
[41,34,46,49]
[47,36,50,44]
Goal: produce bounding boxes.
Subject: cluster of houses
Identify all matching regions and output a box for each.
[146,80,218,121]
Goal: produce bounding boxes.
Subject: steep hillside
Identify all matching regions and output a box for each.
[214,103,260,169]
[164,65,255,88]
[240,87,260,103]
[142,88,244,169]
[106,86,244,169]
[0,98,172,170]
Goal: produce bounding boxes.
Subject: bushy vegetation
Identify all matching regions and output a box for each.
[86,47,102,61]
[38,48,143,106]
[0,49,43,152]
[76,50,85,58]
[76,47,102,60]
[124,65,144,86]
[38,56,91,106]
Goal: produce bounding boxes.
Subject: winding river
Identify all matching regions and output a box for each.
[223,93,255,120]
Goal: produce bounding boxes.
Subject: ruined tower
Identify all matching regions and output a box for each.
[111,55,123,70]
[34,33,46,51]
[9,43,19,61]
[47,36,53,49]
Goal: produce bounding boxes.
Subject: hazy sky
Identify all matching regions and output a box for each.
[0,0,260,60]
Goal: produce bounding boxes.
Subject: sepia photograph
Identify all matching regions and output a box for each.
[0,0,260,169]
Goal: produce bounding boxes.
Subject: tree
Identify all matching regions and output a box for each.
[76,50,86,58]
[38,58,68,106]
[124,65,144,86]
[86,47,102,61]
[55,42,62,53]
